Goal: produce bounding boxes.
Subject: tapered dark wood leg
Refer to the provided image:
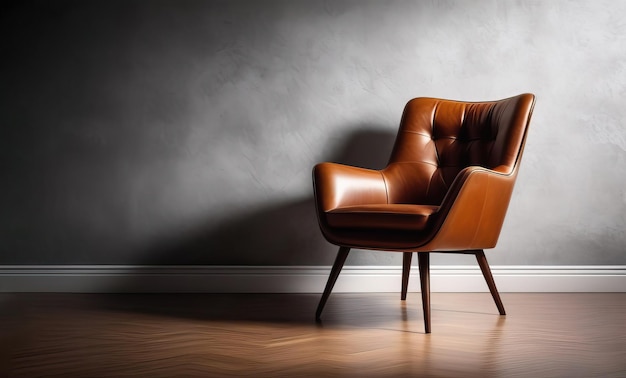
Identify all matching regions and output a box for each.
[417,252,431,333]
[316,246,350,321]
[475,250,506,315]
[401,252,412,300]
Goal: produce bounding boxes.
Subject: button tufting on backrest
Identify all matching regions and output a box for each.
[382,94,531,206]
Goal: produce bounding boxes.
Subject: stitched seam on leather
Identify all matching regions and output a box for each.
[470,173,489,247]
[438,168,448,192]
[380,171,390,204]
[425,171,434,203]
[401,130,435,138]
[392,161,439,168]
[431,101,445,197]
[432,101,440,165]
[438,163,463,167]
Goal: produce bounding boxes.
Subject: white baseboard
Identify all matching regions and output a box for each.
[0,265,625,293]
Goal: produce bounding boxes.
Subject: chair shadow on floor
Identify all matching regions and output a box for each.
[94,293,416,328]
[99,126,398,324]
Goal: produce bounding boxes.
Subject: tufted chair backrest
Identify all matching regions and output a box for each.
[382,93,535,206]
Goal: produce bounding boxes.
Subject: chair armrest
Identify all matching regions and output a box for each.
[313,162,388,212]
[427,165,518,250]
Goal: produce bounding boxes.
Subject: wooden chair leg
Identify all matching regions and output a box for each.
[475,250,506,315]
[417,252,431,333]
[316,246,350,321]
[401,252,412,300]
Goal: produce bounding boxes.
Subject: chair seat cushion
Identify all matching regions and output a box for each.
[326,204,439,231]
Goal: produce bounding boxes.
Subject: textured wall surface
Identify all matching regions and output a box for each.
[1,0,625,266]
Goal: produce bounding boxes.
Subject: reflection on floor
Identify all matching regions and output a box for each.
[1,293,625,377]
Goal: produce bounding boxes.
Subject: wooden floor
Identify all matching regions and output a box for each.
[1,293,625,377]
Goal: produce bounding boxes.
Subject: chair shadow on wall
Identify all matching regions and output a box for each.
[102,126,398,324]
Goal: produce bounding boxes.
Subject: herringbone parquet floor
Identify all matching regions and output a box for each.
[1,293,625,377]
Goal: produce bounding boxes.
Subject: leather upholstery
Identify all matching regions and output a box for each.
[313,93,535,251]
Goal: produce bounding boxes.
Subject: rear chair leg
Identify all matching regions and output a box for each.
[316,246,350,321]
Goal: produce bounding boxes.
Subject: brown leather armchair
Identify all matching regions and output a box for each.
[313,93,536,333]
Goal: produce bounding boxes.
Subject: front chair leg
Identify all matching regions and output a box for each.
[417,252,431,333]
[316,246,350,321]
[475,250,506,315]
[401,252,413,300]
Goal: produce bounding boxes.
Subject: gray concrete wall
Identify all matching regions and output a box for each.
[1,0,624,266]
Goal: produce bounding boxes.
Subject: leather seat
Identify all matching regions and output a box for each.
[313,93,536,333]
[326,204,438,231]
